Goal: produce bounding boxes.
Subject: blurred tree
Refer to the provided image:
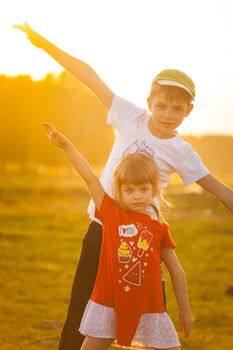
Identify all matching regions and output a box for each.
[0,72,113,168]
[0,73,232,176]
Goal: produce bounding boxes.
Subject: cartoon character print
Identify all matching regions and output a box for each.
[118,242,132,263]
[137,230,153,257]
[117,223,154,292]
[122,140,155,159]
[123,261,141,286]
[114,140,155,174]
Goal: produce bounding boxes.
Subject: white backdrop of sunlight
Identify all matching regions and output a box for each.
[1,0,233,135]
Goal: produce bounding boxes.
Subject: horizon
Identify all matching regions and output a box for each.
[1,71,233,137]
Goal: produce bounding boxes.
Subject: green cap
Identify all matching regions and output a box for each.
[151,69,195,99]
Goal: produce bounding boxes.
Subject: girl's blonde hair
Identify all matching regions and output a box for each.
[112,153,164,222]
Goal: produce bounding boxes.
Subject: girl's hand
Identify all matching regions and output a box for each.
[13,22,45,48]
[42,122,70,150]
[179,310,192,338]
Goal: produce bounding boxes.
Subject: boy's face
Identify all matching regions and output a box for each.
[147,91,193,138]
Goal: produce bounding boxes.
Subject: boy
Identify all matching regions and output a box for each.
[14,22,233,350]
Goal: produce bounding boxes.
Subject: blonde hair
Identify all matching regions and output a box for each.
[112,153,164,222]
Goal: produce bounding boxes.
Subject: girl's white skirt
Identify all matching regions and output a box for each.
[79,300,181,349]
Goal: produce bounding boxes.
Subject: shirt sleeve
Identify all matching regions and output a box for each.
[94,193,118,222]
[177,143,209,185]
[161,223,176,249]
[107,95,146,130]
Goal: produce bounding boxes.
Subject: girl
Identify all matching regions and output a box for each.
[43,121,192,350]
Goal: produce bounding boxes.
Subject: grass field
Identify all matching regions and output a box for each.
[0,172,233,350]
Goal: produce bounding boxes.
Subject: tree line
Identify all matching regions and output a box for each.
[0,72,232,176]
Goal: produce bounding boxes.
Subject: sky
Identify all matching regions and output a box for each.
[1,0,233,135]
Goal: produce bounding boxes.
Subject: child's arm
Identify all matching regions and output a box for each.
[161,248,192,339]
[13,23,114,109]
[196,174,233,213]
[43,122,104,209]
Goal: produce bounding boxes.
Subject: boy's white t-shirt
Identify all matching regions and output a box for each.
[87,95,209,222]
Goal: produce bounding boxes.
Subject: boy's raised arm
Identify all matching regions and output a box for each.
[13,22,115,109]
[196,174,233,213]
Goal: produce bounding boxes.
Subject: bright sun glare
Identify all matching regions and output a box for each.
[1,0,233,135]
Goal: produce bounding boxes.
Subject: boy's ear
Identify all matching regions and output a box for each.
[147,96,152,111]
[185,103,194,117]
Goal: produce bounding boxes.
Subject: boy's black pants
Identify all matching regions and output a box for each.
[58,221,102,350]
[58,220,166,350]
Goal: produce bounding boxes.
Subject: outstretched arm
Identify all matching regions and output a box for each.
[13,22,115,109]
[161,248,192,339]
[196,174,233,213]
[43,122,104,209]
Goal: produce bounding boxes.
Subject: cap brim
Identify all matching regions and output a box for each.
[157,80,194,99]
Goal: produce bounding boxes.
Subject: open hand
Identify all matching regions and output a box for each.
[13,22,45,48]
[42,122,70,149]
[179,310,192,338]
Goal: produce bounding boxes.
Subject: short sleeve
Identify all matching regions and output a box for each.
[107,95,146,130]
[161,223,176,249]
[94,193,118,222]
[177,144,209,185]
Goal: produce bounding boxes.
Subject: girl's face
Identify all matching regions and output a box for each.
[120,182,154,213]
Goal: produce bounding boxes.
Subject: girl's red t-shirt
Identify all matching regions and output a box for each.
[91,193,176,346]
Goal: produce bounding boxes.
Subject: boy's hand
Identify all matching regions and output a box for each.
[179,310,192,338]
[13,22,45,48]
[42,122,70,150]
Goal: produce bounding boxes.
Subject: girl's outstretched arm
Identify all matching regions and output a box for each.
[43,121,104,209]
[161,248,192,339]
[13,22,114,109]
